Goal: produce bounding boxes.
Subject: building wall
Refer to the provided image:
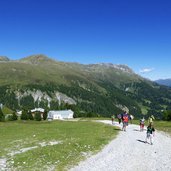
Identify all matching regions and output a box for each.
[48,110,74,120]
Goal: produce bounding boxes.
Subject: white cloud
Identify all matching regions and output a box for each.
[139,68,154,73]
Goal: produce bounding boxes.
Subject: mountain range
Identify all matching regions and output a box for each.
[155,79,171,87]
[0,54,171,119]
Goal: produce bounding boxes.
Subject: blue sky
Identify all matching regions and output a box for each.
[0,0,171,80]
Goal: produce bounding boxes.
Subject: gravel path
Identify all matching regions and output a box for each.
[70,120,171,171]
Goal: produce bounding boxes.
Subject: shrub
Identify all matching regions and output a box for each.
[7,114,13,121]
[21,110,28,120]
[7,112,18,121]
[12,112,18,121]
[163,110,171,121]
[34,111,42,121]
[27,111,34,120]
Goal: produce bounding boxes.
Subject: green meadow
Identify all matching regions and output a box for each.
[153,121,171,135]
[0,120,118,171]
[132,120,171,135]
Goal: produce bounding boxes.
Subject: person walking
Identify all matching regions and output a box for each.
[117,113,122,124]
[148,115,155,124]
[122,111,129,131]
[111,114,115,125]
[140,117,145,131]
[145,123,155,145]
[129,114,134,124]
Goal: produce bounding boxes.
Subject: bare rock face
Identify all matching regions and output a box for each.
[0,56,10,61]
[14,89,76,107]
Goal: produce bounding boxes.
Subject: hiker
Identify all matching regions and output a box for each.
[117,113,122,124]
[140,117,145,131]
[111,114,115,125]
[148,115,155,124]
[121,111,129,131]
[129,114,134,124]
[145,123,155,145]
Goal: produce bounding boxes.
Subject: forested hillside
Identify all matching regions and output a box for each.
[0,54,171,119]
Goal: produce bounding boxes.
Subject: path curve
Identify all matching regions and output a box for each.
[70,120,171,171]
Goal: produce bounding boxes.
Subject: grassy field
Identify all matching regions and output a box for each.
[0,119,118,171]
[153,121,171,135]
[132,120,171,135]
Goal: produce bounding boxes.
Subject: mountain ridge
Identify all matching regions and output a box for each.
[0,54,171,119]
[155,78,171,87]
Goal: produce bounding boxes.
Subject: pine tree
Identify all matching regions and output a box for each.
[34,111,42,121]
[43,110,47,120]
[27,110,34,120]
[12,112,18,121]
[0,107,5,122]
[21,110,28,120]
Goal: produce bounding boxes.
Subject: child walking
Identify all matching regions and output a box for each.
[111,114,115,125]
[140,117,145,131]
[145,123,155,145]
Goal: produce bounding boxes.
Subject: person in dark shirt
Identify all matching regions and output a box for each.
[145,123,155,145]
[117,113,122,124]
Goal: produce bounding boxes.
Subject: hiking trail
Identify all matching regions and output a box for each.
[70,120,171,171]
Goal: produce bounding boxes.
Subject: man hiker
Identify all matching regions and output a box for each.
[122,111,129,131]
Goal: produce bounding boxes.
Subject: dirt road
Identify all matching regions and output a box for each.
[70,120,171,171]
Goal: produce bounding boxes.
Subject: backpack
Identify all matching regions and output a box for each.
[117,114,121,119]
[123,115,128,122]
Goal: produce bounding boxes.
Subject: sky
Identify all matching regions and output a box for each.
[0,0,171,81]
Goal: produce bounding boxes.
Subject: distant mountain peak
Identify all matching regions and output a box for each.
[155,78,171,87]
[19,54,56,64]
[0,56,10,61]
[96,63,134,74]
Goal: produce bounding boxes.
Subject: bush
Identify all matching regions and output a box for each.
[7,112,18,121]
[12,112,18,121]
[7,114,13,121]
[27,111,34,120]
[163,110,171,121]
[34,111,42,121]
[21,110,28,120]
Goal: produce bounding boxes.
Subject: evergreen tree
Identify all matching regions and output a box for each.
[27,110,34,120]
[0,107,5,122]
[43,110,47,120]
[34,111,42,121]
[39,100,48,109]
[12,112,18,121]
[50,100,59,110]
[21,110,28,120]
[163,110,171,121]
